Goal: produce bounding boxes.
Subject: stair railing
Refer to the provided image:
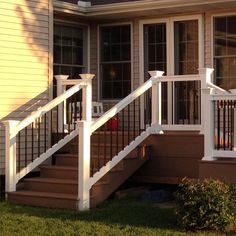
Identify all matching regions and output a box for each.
[3,74,94,194]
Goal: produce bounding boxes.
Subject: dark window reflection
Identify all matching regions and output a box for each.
[100,25,131,99]
[214,16,236,90]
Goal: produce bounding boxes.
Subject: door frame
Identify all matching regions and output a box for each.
[139,14,204,124]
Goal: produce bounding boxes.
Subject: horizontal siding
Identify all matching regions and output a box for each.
[0,0,51,175]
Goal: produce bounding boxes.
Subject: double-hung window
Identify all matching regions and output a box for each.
[53,24,87,78]
[100,25,131,99]
[214,15,236,89]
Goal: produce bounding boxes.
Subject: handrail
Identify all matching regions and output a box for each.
[91,78,153,134]
[207,81,229,93]
[158,74,201,82]
[13,80,87,136]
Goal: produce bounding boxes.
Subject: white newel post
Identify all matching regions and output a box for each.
[199,68,215,161]
[148,71,164,131]
[55,75,69,132]
[3,120,20,195]
[77,74,94,210]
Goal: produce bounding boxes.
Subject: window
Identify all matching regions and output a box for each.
[100,25,131,99]
[53,24,87,79]
[214,15,236,90]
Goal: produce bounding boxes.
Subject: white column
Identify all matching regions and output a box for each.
[148,71,165,131]
[55,75,69,132]
[2,120,20,194]
[77,121,91,210]
[199,68,215,161]
[80,74,95,121]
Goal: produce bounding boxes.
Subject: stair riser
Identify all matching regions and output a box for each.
[24,181,78,194]
[8,194,77,209]
[56,157,78,166]
[145,135,204,157]
[40,168,78,180]
[91,135,132,146]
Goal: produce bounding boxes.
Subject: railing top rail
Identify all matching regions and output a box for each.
[91,78,154,134]
[210,93,236,101]
[207,82,229,93]
[14,80,87,135]
[158,74,201,82]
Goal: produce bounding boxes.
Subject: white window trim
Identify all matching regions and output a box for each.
[97,22,133,102]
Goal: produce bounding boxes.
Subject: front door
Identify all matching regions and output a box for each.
[142,16,202,124]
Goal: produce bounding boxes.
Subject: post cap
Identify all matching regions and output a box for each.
[54,75,69,81]
[148,71,165,78]
[79,74,95,80]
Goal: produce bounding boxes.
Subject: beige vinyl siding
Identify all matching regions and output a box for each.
[0,0,52,175]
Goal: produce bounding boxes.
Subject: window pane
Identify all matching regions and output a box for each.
[72,28,83,47]
[54,25,61,44]
[62,46,72,64]
[121,25,130,43]
[53,45,61,63]
[100,25,131,99]
[111,27,120,44]
[174,20,198,75]
[73,47,83,65]
[214,16,236,90]
[121,44,131,61]
[111,45,121,61]
[62,27,72,46]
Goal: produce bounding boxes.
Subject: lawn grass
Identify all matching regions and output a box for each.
[0,197,227,236]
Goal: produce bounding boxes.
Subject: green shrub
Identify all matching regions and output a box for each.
[175,178,235,231]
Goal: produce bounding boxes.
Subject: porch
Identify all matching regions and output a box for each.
[3,68,236,210]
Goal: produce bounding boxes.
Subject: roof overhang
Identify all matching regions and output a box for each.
[53,0,236,19]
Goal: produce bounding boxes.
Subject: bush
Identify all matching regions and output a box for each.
[175,178,235,231]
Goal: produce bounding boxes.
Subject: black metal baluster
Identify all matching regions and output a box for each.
[110,119,113,161]
[74,95,77,129]
[79,91,82,120]
[98,129,100,170]
[38,117,40,157]
[56,106,59,143]
[122,109,125,149]
[223,101,226,150]
[25,127,27,167]
[227,101,230,149]
[217,101,220,149]
[104,126,107,166]
[18,132,21,172]
[133,100,136,140]
[128,104,130,144]
[139,96,141,135]
[116,113,119,155]
[31,122,34,162]
[232,101,235,150]
[50,110,53,145]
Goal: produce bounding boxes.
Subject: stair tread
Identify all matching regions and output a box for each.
[9,190,77,200]
[24,177,77,184]
[40,165,77,170]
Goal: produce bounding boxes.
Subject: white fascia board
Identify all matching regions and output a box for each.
[54,0,236,17]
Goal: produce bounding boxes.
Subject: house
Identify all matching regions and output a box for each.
[1,0,236,210]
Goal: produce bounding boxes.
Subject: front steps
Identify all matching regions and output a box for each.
[8,132,149,209]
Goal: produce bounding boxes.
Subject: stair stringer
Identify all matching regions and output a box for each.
[88,125,155,190]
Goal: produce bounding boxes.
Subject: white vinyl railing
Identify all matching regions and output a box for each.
[3,74,94,194]
[3,68,218,211]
